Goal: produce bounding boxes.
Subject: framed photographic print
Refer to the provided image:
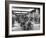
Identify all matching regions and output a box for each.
[5,1,45,37]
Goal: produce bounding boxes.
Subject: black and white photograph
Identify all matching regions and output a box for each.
[12,7,40,31]
[5,1,45,37]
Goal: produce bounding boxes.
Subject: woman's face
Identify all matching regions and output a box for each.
[34,9,39,17]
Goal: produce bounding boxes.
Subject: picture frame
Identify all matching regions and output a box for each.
[5,1,45,37]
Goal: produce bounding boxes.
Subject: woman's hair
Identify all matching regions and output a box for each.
[29,8,40,14]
